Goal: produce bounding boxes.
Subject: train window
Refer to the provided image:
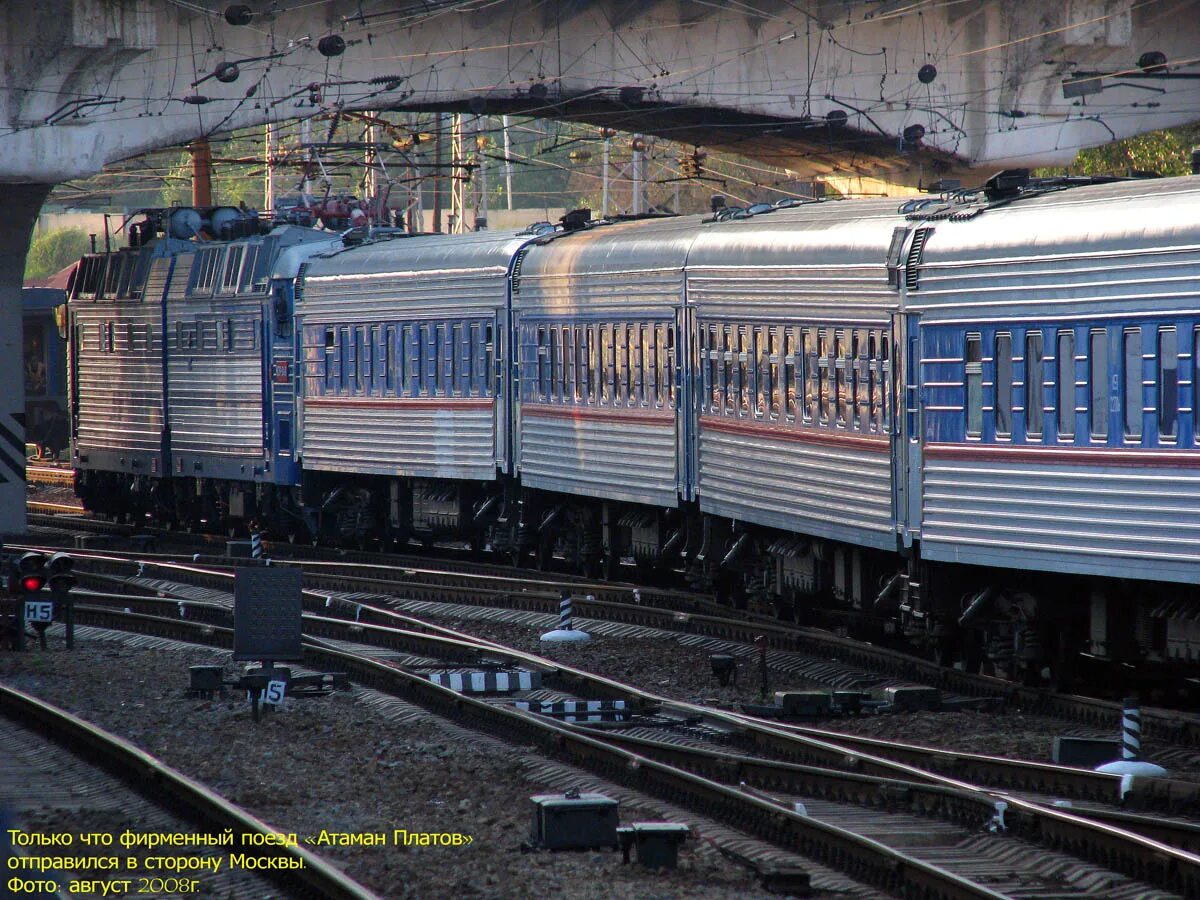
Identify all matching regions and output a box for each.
[221,246,244,294]
[833,331,846,426]
[850,331,862,430]
[484,321,495,398]
[238,245,260,293]
[1159,327,1178,441]
[665,325,676,408]
[102,256,122,298]
[1195,328,1200,441]
[1025,331,1044,440]
[628,324,641,405]
[401,325,416,395]
[224,319,235,352]
[611,324,624,405]
[565,325,576,402]
[704,325,717,413]
[438,324,450,395]
[278,419,292,453]
[421,323,436,396]
[549,325,561,402]
[879,332,891,432]
[641,324,653,405]
[323,327,335,389]
[190,248,221,296]
[802,329,816,422]
[585,324,597,403]
[867,332,878,431]
[600,324,612,405]
[783,329,797,422]
[1088,330,1108,440]
[1056,331,1075,439]
[738,327,752,415]
[965,333,982,439]
[385,326,396,392]
[250,238,276,291]
[339,327,352,394]
[715,326,724,415]
[1123,328,1142,440]
[995,332,1013,439]
[535,325,548,401]
[815,330,828,424]
[371,325,383,390]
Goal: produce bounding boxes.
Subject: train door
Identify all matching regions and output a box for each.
[892,311,922,546]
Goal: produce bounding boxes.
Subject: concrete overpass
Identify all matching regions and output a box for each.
[2,0,1199,533]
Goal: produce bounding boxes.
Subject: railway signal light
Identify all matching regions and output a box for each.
[46,552,75,595]
[10,552,46,595]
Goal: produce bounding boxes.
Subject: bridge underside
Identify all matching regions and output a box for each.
[398,97,950,189]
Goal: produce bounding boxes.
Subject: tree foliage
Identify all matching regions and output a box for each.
[24,228,91,281]
[1068,124,1200,177]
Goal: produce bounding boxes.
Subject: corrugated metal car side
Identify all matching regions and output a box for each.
[300,269,504,480]
[167,284,263,462]
[912,194,1200,584]
[74,259,168,461]
[516,268,683,506]
[920,451,1200,584]
[302,400,496,479]
[688,272,897,550]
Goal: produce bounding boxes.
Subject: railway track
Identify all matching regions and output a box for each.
[16,542,1200,801]
[0,683,379,900]
[30,559,1200,897]
[33,507,1200,752]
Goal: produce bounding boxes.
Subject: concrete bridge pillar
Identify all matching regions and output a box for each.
[0,183,52,537]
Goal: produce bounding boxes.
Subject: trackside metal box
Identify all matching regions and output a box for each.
[530,793,619,849]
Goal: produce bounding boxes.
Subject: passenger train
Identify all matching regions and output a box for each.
[65,174,1200,688]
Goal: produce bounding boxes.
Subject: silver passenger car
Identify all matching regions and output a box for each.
[909,177,1200,585]
[686,200,909,552]
[513,217,699,508]
[298,231,534,481]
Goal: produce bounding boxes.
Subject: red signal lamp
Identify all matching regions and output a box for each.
[21,575,45,593]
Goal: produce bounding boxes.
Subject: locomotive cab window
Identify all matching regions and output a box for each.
[964,333,982,439]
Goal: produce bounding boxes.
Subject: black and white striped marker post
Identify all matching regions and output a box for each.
[1093,694,1166,779]
[250,532,263,560]
[1122,697,1141,761]
[540,591,590,642]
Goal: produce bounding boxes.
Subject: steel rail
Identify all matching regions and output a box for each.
[62,602,1200,897]
[0,683,381,900]
[27,513,1200,751]
[52,605,1012,899]
[61,559,1200,813]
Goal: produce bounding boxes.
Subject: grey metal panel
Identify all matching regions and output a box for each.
[684,201,905,546]
[302,401,497,480]
[518,410,678,507]
[514,220,688,504]
[909,176,1200,319]
[166,270,263,459]
[697,427,895,550]
[301,230,532,321]
[920,456,1200,583]
[73,259,167,458]
[299,231,528,479]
